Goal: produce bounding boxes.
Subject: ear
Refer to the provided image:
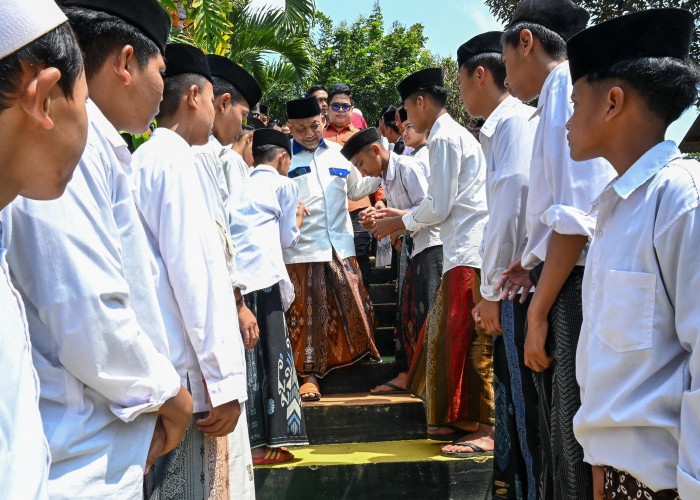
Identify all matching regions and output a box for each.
[605,86,625,122]
[246,132,254,144]
[114,45,135,86]
[19,67,63,129]
[370,143,382,156]
[520,29,535,57]
[476,66,486,85]
[186,84,200,111]
[217,93,231,113]
[321,114,327,127]
[416,95,425,110]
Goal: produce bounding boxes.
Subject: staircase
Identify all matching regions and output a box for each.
[254,266,493,499]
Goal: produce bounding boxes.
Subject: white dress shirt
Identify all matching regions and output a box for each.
[382,151,441,257]
[221,148,251,210]
[574,141,700,498]
[283,139,382,264]
[6,102,181,499]
[0,212,50,500]
[130,128,247,412]
[230,164,300,310]
[521,61,616,270]
[479,96,538,301]
[402,113,488,274]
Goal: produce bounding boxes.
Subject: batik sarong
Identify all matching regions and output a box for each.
[529,263,592,500]
[244,284,308,449]
[144,414,230,500]
[408,266,494,426]
[285,250,379,378]
[603,467,679,500]
[493,296,541,500]
[395,244,443,373]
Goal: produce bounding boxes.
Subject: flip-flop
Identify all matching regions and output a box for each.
[370,382,410,395]
[300,382,321,402]
[440,439,492,458]
[253,448,295,466]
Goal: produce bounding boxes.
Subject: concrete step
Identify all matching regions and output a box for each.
[368,282,397,304]
[254,439,493,499]
[373,302,397,328]
[303,393,427,445]
[370,265,394,285]
[318,359,397,395]
[374,326,395,358]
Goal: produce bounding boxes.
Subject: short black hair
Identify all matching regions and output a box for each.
[407,85,449,108]
[62,6,160,79]
[157,73,209,120]
[253,144,286,165]
[586,56,700,127]
[328,88,353,105]
[464,52,507,90]
[502,21,567,61]
[212,75,245,104]
[0,22,83,113]
[305,84,326,97]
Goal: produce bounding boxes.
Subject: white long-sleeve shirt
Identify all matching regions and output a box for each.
[230,164,300,310]
[6,102,181,499]
[521,61,616,270]
[130,128,247,413]
[574,141,700,498]
[283,139,382,264]
[382,151,441,257]
[221,148,252,210]
[0,212,50,500]
[479,96,538,301]
[402,113,488,274]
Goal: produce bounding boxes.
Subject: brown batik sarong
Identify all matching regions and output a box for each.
[285,250,379,378]
[604,467,679,500]
[408,266,494,427]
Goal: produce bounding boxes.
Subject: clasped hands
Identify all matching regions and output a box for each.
[359,206,407,241]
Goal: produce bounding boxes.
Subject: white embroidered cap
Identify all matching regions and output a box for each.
[0,0,68,60]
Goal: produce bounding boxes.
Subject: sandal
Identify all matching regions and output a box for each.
[370,382,410,395]
[253,448,295,466]
[427,424,470,442]
[300,382,321,402]
[440,439,492,458]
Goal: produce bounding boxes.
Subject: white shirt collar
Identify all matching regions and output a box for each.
[384,151,400,182]
[427,112,453,143]
[151,127,190,151]
[531,60,570,120]
[480,95,521,139]
[251,164,279,176]
[87,99,131,165]
[610,141,682,200]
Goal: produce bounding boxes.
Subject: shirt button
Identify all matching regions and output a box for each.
[596,231,603,238]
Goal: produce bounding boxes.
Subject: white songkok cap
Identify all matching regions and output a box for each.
[0,0,68,60]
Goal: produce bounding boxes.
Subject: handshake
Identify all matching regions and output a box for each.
[359,206,409,250]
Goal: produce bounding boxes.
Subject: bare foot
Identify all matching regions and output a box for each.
[370,372,409,393]
[441,424,495,454]
[428,420,478,438]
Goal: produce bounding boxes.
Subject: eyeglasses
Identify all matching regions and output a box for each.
[331,103,352,112]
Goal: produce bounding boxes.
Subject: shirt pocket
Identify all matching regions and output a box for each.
[594,270,655,352]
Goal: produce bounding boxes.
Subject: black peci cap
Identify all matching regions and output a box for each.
[246,116,266,130]
[253,128,291,156]
[383,105,398,125]
[567,8,694,83]
[457,31,504,68]
[397,68,444,102]
[207,55,262,107]
[340,128,381,160]
[286,96,322,119]
[58,0,171,54]
[163,43,211,82]
[508,0,589,41]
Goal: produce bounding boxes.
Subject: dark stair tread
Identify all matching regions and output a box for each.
[317,360,398,394]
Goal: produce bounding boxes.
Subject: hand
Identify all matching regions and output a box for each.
[593,465,605,500]
[472,299,501,335]
[237,301,259,350]
[359,207,378,230]
[524,312,553,372]
[371,216,403,241]
[376,207,408,219]
[295,201,311,229]
[145,385,193,474]
[390,232,403,252]
[196,399,241,437]
[374,199,387,210]
[495,259,533,303]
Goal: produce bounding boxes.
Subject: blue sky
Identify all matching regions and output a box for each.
[314,0,697,144]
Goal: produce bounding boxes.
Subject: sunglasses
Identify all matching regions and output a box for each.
[331,103,352,112]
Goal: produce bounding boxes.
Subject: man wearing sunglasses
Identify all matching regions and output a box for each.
[323,83,386,290]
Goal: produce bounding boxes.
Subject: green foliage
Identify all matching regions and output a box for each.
[264,2,472,127]
[484,0,700,63]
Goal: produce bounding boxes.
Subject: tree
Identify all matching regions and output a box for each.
[484,0,700,63]
[264,2,470,127]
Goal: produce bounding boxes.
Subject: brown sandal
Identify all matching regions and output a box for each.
[300,382,321,401]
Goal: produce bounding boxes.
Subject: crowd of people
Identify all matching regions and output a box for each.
[1,0,700,499]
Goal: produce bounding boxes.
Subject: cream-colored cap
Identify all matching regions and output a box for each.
[0,0,68,59]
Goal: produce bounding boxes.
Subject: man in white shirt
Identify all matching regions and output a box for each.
[458,31,540,498]
[283,96,382,402]
[340,128,443,398]
[499,0,616,497]
[191,53,264,497]
[8,2,195,498]
[371,67,492,456]
[222,124,255,207]
[0,3,88,497]
[130,43,245,499]
[566,9,700,499]
[230,128,310,465]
